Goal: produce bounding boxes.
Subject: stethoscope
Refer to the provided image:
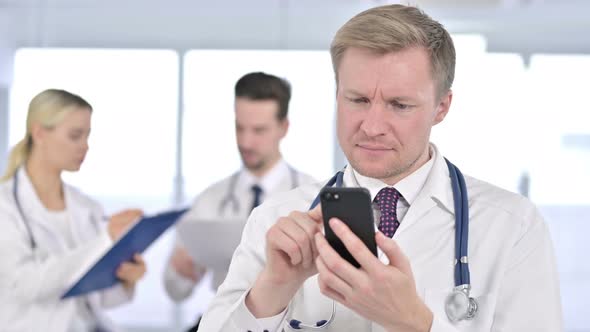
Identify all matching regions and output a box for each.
[287,158,477,330]
[12,170,102,251]
[218,166,300,215]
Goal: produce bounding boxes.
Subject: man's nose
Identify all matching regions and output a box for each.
[359,102,388,137]
[238,130,255,148]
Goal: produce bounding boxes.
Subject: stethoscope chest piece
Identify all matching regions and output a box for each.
[444,285,478,322]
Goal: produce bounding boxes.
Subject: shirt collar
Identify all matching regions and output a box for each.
[341,144,455,215]
[346,147,435,205]
[238,158,290,193]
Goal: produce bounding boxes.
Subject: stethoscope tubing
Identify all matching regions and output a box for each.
[13,172,37,249]
[12,170,102,251]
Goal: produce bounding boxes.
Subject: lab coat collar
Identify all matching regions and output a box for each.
[16,166,53,226]
[398,143,456,232]
[423,143,455,216]
[14,167,69,251]
[15,167,94,248]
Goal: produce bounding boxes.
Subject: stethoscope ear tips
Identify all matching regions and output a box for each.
[288,318,328,329]
[444,286,478,322]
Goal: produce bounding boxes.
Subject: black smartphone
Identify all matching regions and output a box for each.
[320,187,378,268]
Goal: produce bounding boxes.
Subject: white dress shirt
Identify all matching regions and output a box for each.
[351,152,434,224]
[198,144,563,332]
[164,159,316,301]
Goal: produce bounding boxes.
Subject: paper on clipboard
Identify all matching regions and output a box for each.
[176,219,245,271]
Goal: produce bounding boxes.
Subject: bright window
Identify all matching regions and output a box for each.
[526,55,590,205]
[432,43,527,193]
[10,48,179,208]
[527,54,590,330]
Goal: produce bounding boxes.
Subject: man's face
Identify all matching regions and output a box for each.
[235,97,288,173]
[336,47,452,184]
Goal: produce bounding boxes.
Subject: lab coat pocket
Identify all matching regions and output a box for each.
[424,288,495,331]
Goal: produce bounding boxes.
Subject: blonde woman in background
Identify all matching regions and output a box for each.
[0,89,147,331]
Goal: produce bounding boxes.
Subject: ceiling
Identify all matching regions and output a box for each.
[1,0,589,54]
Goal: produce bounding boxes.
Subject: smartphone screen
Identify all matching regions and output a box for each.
[320,187,378,268]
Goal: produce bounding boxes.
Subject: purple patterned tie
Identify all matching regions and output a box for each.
[374,187,401,238]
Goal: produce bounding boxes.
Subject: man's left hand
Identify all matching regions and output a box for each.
[314,218,433,332]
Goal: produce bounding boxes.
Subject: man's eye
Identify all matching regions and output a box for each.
[350,97,368,104]
[392,101,411,110]
[254,128,267,134]
[69,131,84,140]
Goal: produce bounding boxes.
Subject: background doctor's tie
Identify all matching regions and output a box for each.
[374,187,401,238]
[250,184,263,212]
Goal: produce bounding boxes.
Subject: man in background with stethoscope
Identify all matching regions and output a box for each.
[198,4,563,332]
[163,72,315,331]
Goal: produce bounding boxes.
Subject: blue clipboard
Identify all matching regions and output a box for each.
[61,208,188,299]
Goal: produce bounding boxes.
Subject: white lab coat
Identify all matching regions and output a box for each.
[0,169,133,332]
[199,146,563,332]
[164,161,315,301]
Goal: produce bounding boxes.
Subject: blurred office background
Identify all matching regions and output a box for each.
[0,0,589,331]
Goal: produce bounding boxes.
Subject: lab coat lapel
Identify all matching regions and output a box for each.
[16,168,69,253]
[395,147,455,236]
[63,186,116,330]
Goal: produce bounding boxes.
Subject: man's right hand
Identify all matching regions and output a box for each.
[246,205,324,318]
[170,245,204,282]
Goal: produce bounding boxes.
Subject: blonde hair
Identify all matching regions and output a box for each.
[1,89,92,182]
[330,4,456,98]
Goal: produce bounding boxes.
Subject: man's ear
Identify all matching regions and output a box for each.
[279,118,289,138]
[433,90,453,125]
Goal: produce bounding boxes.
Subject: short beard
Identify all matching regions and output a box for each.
[243,158,265,172]
[355,151,424,183]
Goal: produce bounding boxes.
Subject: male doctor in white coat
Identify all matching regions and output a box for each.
[198,4,563,332]
[164,72,315,330]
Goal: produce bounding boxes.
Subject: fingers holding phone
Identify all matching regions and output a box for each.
[264,207,323,283]
[247,206,324,318]
[314,187,431,330]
